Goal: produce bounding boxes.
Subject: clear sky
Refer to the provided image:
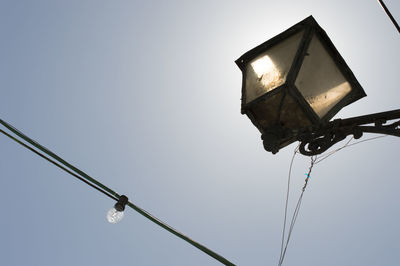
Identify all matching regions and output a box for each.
[0,1,399,265]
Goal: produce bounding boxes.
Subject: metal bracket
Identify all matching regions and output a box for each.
[297,109,400,156]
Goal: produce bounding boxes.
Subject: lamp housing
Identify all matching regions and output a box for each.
[236,16,366,153]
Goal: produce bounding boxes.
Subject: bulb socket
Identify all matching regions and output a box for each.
[114,195,128,212]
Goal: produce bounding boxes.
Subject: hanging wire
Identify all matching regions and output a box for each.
[278,154,316,266]
[0,119,120,199]
[125,201,235,266]
[314,137,354,164]
[377,0,400,34]
[278,144,299,263]
[278,134,389,265]
[342,135,387,148]
[0,119,235,266]
[315,135,387,165]
[0,128,119,201]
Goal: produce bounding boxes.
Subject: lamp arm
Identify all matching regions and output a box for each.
[297,109,400,156]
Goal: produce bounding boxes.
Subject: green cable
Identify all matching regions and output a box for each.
[126,201,235,265]
[0,118,235,266]
[0,127,119,201]
[0,119,120,199]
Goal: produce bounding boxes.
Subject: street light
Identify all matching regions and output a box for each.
[236,16,400,155]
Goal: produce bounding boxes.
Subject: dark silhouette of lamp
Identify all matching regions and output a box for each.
[236,16,368,154]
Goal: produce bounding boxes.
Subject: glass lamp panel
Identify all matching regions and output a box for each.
[245,30,304,103]
[249,92,311,130]
[250,92,284,129]
[279,93,312,129]
[295,34,352,118]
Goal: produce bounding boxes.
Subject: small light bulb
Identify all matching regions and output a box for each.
[106,195,128,224]
[107,207,124,223]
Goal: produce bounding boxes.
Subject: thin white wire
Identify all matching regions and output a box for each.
[278,135,387,265]
[278,155,315,266]
[315,135,387,164]
[278,145,299,264]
